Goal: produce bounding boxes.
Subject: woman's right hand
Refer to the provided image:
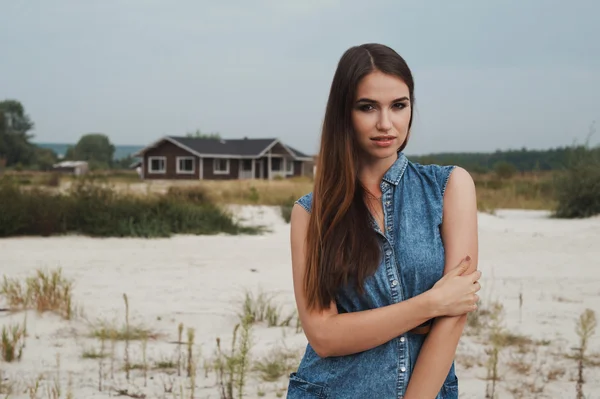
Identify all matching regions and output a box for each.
[431,256,481,317]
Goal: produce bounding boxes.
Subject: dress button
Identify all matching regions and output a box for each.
[391,280,398,287]
[387,226,392,231]
[385,250,392,256]
[386,201,391,206]
[400,366,406,372]
[400,337,405,342]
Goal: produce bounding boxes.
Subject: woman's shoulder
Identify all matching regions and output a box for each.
[405,160,458,197]
[294,192,314,214]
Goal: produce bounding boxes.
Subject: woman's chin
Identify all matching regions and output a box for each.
[362,148,399,163]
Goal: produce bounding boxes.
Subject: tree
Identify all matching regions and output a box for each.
[114,154,137,170]
[67,133,115,168]
[186,129,221,140]
[32,147,59,171]
[0,99,36,167]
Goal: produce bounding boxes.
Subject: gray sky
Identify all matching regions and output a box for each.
[1,0,599,156]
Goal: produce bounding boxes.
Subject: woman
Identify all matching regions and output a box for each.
[287,43,481,399]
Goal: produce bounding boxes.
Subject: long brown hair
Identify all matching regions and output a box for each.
[304,43,415,311]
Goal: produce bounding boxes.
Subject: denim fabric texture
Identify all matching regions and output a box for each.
[287,152,458,399]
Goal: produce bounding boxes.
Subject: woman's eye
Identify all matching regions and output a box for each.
[393,102,407,109]
[359,104,374,112]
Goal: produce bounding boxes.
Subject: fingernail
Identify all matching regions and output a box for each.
[466,255,471,261]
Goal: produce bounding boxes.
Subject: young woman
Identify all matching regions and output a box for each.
[287,43,481,399]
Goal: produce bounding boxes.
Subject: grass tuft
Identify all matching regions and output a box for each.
[90,323,159,341]
[253,345,300,383]
[1,320,26,362]
[574,308,597,399]
[213,316,253,399]
[0,268,74,319]
[239,289,293,328]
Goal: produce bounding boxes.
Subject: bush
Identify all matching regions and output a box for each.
[493,161,517,180]
[0,177,261,237]
[554,145,600,218]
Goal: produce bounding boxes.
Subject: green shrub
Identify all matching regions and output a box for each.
[554,145,600,218]
[0,178,29,236]
[0,177,261,237]
[493,161,517,180]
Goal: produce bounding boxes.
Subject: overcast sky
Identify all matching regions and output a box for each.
[1,0,599,156]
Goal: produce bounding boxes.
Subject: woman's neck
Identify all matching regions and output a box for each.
[358,153,398,192]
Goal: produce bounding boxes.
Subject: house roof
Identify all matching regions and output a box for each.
[134,136,312,160]
[169,136,276,157]
[287,145,311,159]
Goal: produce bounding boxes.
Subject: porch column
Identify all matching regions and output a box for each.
[251,158,255,179]
[268,152,272,180]
[199,157,203,180]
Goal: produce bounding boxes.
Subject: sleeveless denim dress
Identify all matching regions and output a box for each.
[288,153,458,399]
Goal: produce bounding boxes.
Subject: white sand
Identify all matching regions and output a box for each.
[1,206,599,398]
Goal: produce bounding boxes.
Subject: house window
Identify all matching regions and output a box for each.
[286,159,294,175]
[177,157,195,174]
[148,156,166,173]
[241,159,253,171]
[271,158,282,171]
[213,158,230,174]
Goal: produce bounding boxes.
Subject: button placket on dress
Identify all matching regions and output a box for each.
[380,180,410,397]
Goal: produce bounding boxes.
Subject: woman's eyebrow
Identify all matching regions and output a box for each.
[355,96,409,103]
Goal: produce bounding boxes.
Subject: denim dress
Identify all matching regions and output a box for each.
[288,153,458,399]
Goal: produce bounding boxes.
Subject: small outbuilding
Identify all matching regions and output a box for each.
[52,160,89,176]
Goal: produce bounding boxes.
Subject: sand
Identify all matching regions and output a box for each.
[0,206,599,398]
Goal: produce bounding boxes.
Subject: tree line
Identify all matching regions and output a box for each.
[411,145,600,174]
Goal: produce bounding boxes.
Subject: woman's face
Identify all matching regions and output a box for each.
[351,70,412,163]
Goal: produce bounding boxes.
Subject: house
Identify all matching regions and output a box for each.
[133,136,314,180]
[52,160,89,176]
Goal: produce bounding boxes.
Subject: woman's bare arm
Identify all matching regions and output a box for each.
[403,167,479,399]
[289,202,476,358]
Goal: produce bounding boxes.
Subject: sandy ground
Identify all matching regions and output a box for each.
[1,206,599,399]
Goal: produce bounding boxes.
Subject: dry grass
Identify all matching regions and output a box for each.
[61,177,314,205]
[155,358,177,371]
[1,170,63,187]
[89,322,159,342]
[456,353,484,370]
[81,347,107,359]
[239,289,295,328]
[573,309,597,399]
[547,367,566,381]
[497,332,534,348]
[473,172,556,213]
[1,268,75,319]
[212,317,254,399]
[554,296,581,303]
[463,291,599,399]
[72,172,558,213]
[0,369,15,396]
[465,300,501,336]
[1,320,27,362]
[7,167,565,215]
[253,345,301,383]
